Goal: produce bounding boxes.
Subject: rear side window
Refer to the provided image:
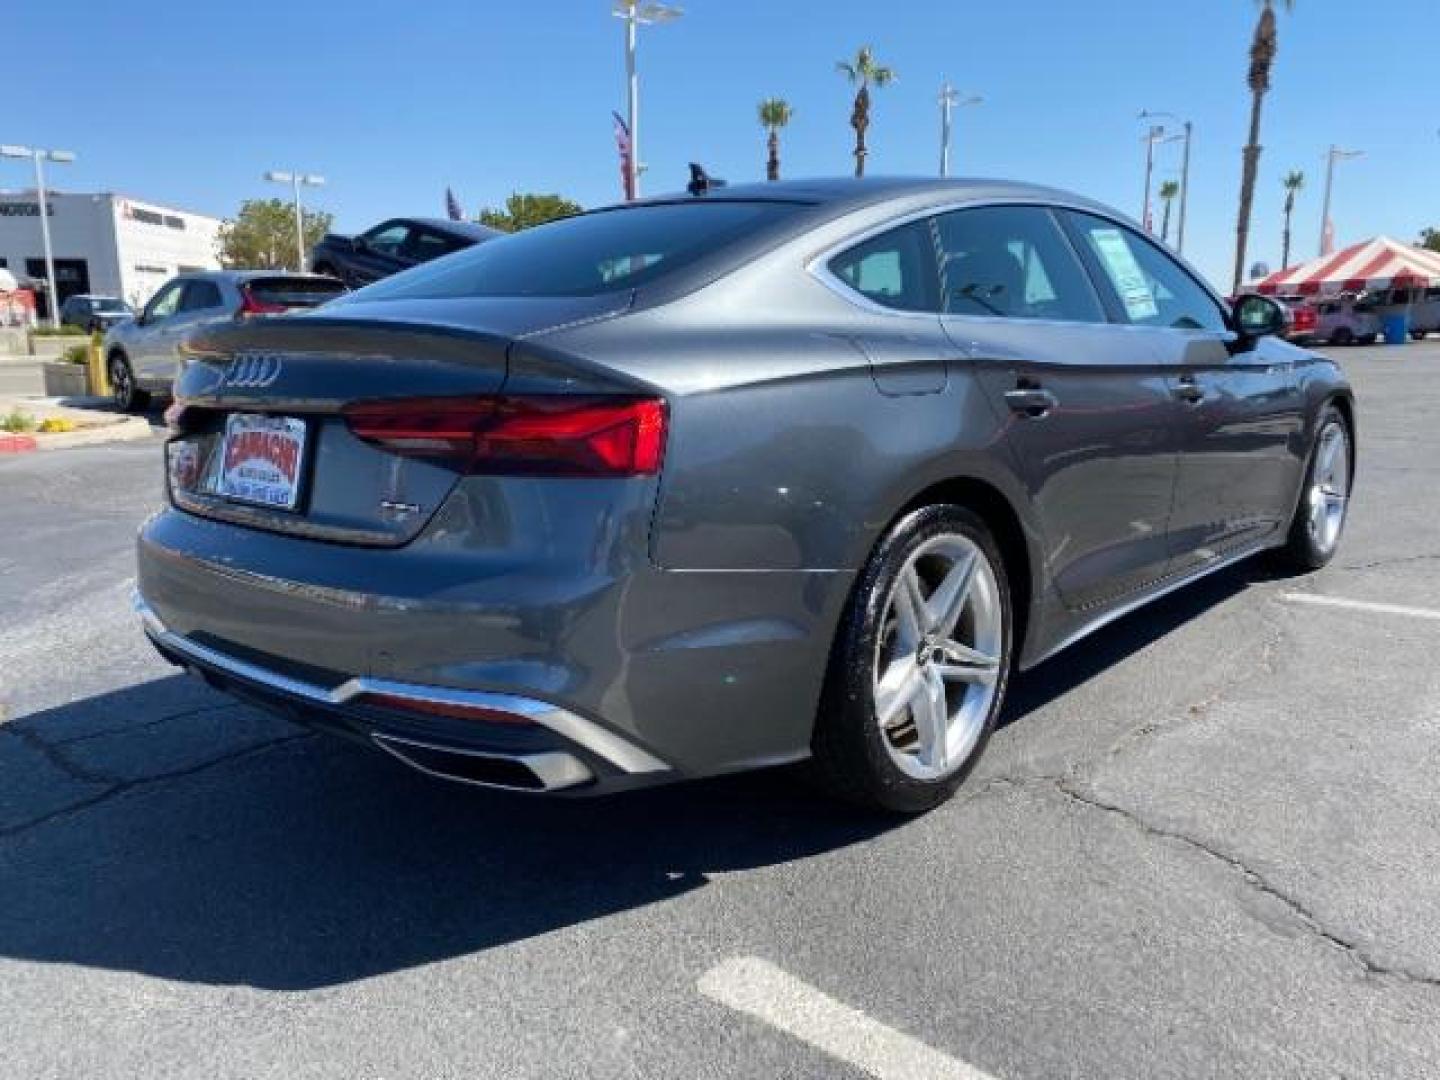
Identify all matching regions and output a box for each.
[934,206,1104,323]
[180,281,222,311]
[1065,211,1226,332]
[828,220,938,313]
[349,201,802,300]
[247,276,347,308]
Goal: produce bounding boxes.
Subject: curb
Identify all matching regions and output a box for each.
[0,417,153,455]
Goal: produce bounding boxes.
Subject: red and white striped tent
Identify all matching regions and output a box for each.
[1254,236,1440,297]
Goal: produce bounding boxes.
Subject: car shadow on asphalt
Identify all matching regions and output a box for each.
[0,560,1283,992]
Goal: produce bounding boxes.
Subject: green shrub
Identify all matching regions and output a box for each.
[1,409,37,433]
[62,343,90,365]
[31,326,87,337]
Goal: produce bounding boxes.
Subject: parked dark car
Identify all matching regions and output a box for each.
[104,271,346,412]
[309,217,501,288]
[137,178,1354,812]
[59,294,133,333]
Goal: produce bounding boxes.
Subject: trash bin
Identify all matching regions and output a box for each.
[1383,313,1410,345]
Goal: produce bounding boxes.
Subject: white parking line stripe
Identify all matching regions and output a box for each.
[1278,592,1440,622]
[698,957,996,1080]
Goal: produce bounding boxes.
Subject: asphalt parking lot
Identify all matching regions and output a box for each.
[2,342,1438,1079]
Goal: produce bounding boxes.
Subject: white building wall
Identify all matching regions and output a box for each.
[0,191,222,310]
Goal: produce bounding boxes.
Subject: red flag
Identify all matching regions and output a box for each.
[612,112,635,201]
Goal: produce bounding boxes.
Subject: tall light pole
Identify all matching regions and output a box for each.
[1318,145,1363,257]
[938,82,983,178]
[1,144,76,328]
[1140,110,1193,252]
[264,170,325,271]
[612,1,682,200]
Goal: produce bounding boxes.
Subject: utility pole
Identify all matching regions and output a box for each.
[264,171,326,271]
[1139,110,1193,252]
[938,82,982,178]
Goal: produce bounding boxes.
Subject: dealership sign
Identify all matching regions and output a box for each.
[0,201,52,217]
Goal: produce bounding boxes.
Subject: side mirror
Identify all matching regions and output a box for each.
[1233,293,1288,340]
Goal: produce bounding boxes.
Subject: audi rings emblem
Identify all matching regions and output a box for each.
[221,353,284,390]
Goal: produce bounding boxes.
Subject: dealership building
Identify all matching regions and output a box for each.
[0,190,223,319]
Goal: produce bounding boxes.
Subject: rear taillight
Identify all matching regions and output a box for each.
[342,395,667,477]
[236,288,287,317]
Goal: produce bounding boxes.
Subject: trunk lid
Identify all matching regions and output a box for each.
[167,295,632,546]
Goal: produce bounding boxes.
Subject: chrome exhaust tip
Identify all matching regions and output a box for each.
[371,733,593,792]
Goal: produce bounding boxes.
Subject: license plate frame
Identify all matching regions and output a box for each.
[215,413,309,511]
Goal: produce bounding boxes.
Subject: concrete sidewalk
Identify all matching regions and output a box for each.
[0,392,155,452]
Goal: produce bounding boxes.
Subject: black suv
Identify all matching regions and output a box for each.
[60,294,134,332]
[309,218,500,288]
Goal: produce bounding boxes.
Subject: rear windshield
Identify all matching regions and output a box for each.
[93,298,129,312]
[247,277,347,308]
[346,201,803,300]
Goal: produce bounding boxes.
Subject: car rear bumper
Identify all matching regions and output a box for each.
[136,506,849,790]
[137,592,669,793]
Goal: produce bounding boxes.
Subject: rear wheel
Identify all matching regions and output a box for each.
[1411,329,1428,341]
[811,505,1012,814]
[1357,334,1377,346]
[1331,327,1354,346]
[108,351,149,413]
[1275,404,1351,571]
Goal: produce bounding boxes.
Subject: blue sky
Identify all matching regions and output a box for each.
[8,0,1437,287]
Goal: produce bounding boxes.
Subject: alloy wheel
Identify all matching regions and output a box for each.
[1307,420,1350,556]
[110,357,132,411]
[872,534,1004,781]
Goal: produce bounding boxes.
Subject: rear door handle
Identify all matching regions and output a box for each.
[1171,377,1205,405]
[1003,387,1059,418]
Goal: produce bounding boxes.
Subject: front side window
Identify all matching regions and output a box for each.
[144,281,184,321]
[1065,211,1226,332]
[363,222,411,257]
[933,206,1104,323]
[828,220,938,313]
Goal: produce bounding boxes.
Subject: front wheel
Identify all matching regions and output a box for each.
[1331,328,1354,346]
[1274,405,1352,571]
[108,352,150,413]
[811,505,1013,814]
[1411,330,1428,342]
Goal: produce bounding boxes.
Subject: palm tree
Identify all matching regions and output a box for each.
[758,98,794,182]
[836,46,895,178]
[1280,169,1305,268]
[1233,0,1295,293]
[1158,181,1180,244]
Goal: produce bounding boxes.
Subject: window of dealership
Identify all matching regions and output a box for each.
[0,191,222,318]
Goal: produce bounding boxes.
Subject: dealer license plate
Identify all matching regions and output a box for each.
[216,413,308,510]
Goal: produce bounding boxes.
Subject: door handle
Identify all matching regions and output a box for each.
[1171,377,1205,405]
[1003,387,1059,418]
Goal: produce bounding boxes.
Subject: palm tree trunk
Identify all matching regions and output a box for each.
[851,86,870,178]
[1281,206,1292,269]
[1162,201,1173,244]
[766,129,780,182]
[1232,90,1265,294]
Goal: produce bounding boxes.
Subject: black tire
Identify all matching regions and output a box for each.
[1331,327,1354,346]
[1357,334,1377,346]
[108,351,150,413]
[1274,404,1352,572]
[1411,330,1428,342]
[810,504,1013,814]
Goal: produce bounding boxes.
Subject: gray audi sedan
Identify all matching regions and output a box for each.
[136,178,1354,812]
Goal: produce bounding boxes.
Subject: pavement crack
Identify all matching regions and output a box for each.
[1048,777,1440,993]
[5,725,118,787]
[1335,552,1440,572]
[0,731,313,840]
[45,701,244,747]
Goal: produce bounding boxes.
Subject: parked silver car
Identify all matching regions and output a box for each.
[136,179,1354,812]
[103,271,345,411]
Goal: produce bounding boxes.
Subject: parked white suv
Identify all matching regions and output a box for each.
[1314,297,1380,346]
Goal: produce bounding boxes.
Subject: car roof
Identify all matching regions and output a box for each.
[405,218,502,241]
[170,270,343,283]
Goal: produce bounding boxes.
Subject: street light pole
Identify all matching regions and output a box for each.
[938,82,982,178]
[1318,145,1363,257]
[1141,125,1162,232]
[612,2,682,200]
[1,144,76,328]
[1139,110,1192,251]
[264,171,326,271]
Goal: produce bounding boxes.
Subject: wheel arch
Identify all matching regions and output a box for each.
[889,474,1039,661]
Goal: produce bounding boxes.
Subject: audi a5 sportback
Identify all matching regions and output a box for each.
[136,179,1355,812]
[105,271,346,412]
